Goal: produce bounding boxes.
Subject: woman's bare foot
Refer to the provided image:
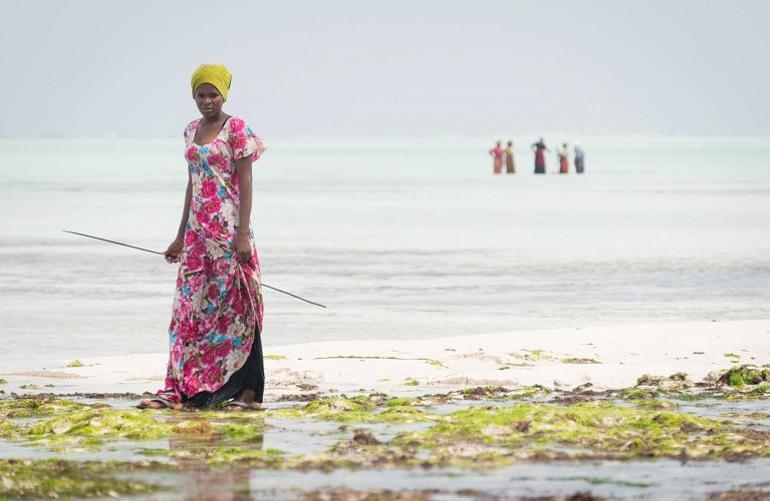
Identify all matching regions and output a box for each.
[223,389,262,411]
[137,398,182,410]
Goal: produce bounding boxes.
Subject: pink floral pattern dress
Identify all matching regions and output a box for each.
[158,116,266,403]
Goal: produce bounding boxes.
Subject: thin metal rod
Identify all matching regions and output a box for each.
[260,283,326,309]
[63,229,327,308]
[64,230,165,255]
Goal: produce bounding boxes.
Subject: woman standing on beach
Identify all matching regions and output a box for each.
[489,140,504,175]
[504,141,516,174]
[558,142,569,174]
[531,138,548,174]
[574,142,585,174]
[139,64,266,411]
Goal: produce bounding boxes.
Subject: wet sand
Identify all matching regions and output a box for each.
[4,319,768,397]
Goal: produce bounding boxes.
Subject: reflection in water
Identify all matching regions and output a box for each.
[181,467,253,501]
[169,432,263,500]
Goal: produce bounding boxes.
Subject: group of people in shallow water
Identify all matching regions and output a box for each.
[488,138,585,175]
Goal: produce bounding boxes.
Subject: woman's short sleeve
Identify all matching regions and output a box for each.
[183,120,197,141]
[228,117,266,162]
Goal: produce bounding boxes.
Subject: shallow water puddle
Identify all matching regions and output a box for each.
[245,460,770,499]
[676,397,770,427]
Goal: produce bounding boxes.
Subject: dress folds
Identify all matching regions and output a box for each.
[157,116,266,403]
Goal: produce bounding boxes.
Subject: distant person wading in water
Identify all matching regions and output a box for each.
[139,64,267,412]
[531,138,548,174]
[504,141,516,174]
[558,143,569,174]
[574,142,585,174]
[489,140,504,174]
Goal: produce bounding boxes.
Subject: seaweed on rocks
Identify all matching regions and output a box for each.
[717,365,770,388]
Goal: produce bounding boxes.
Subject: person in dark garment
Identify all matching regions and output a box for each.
[574,142,586,174]
[531,138,549,174]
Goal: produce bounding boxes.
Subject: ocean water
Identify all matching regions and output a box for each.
[1,135,769,370]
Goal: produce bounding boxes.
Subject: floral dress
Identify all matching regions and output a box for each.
[158,116,266,403]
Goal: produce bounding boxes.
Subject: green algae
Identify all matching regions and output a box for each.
[272,395,379,423]
[392,401,770,462]
[0,419,17,438]
[632,399,679,410]
[403,379,420,386]
[0,459,163,498]
[384,397,418,408]
[617,369,770,401]
[561,358,601,364]
[264,354,287,361]
[2,381,770,475]
[0,398,88,418]
[426,359,445,368]
[461,386,510,400]
[66,359,85,368]
[505,349,554,363]
[218,420,267,442]
[272,395,433,424]
[142,445,285,466]
[287,431,419,471]
[633,373,693,395]
[375,406,431,424]
[24,408,172,448]
[515,385,553,398]
[0,399,267,451]
[260,396,770,467]
[0,379,7,385]
[523,349,556,361]
[191,446,284,466]
[455,385,551,401]
[718,365,770,387]
[497,364,529,370]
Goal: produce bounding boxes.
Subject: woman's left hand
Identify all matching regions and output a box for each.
[234,232,251,265]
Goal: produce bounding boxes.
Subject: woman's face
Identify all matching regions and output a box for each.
[194,83,224,119]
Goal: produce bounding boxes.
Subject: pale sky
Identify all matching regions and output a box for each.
[2,0,768,137]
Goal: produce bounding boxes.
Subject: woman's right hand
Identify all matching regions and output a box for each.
[163,237,184,264]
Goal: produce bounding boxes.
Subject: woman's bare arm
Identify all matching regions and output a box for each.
[234,156,253,264]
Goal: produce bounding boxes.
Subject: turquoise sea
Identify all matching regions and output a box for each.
[1,135,769,370]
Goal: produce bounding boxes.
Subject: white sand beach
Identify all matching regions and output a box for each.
[5,319,768,398]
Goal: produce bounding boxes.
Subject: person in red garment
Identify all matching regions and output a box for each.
[139,64,266,412]
[558,142,570,174]
[489,140,504,174]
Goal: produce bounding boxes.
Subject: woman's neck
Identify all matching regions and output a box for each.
[201,111,226,125]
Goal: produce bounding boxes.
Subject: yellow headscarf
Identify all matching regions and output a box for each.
[191,64,232,102]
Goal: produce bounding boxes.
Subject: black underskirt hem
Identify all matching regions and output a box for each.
[183,324,264,408]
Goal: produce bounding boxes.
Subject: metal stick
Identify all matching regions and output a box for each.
[63,230,327,308]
